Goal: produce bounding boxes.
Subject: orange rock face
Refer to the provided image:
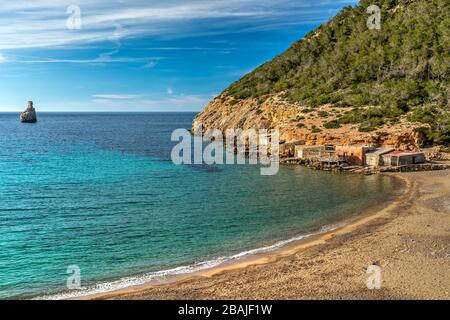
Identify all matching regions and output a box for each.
[193,94,427,152]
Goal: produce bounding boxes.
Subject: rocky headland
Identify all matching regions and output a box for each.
[193,0,449,155]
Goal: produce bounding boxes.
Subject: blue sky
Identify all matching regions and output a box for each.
[0,0,358,112]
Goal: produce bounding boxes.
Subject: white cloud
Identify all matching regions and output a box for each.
[92,94,142,100]
[145,47,236,51]
[0,0,358,50]
[6,53,163,65]
[90,93,210,110]
[0,53,5,62]
[167,95,209,107]
[143,61,158,69]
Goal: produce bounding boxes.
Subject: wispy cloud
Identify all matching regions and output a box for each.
[143,61,158,69]
[90,93,211,110]
[5,52,163,65]
[0,0,358,50]
[166,95,209,107]
[145,47,236,51]
[92,94,142,100]
[0,53,5,62]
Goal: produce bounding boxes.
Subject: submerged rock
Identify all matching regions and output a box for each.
[20,101,37,123]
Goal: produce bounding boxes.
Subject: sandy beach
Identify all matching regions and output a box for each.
[92,170,450,300]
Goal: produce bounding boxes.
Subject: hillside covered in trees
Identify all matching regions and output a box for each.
[223,0,449,145]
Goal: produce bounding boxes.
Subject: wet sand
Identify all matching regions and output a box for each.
[92,170,450,300]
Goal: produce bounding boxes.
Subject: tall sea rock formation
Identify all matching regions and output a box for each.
[20,101,38,123]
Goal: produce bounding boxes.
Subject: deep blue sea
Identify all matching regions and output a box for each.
[0,113,398,299]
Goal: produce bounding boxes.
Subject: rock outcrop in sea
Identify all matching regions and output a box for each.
[20,101,37,123]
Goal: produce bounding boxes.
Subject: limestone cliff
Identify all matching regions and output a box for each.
[194,93,427,151]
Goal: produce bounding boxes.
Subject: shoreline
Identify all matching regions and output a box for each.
[73,173,411,300]
[92,170,449,300]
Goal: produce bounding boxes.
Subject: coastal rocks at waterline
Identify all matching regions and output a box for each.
[20,101,37,123]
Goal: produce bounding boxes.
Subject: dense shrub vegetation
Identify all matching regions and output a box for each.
[224,0,449,144]
[409,107,450,144]
[337,105,406,127]
[324,120,342,129]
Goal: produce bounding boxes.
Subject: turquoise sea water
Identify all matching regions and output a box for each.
[0,113,398,299]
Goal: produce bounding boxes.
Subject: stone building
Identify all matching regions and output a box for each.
[381,151,426,167]
[295,145,325,160]
[280,140,305,158]
[365,148,395,167]
[335,145,376,166]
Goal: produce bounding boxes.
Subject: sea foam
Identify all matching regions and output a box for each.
[36,222,345,300]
